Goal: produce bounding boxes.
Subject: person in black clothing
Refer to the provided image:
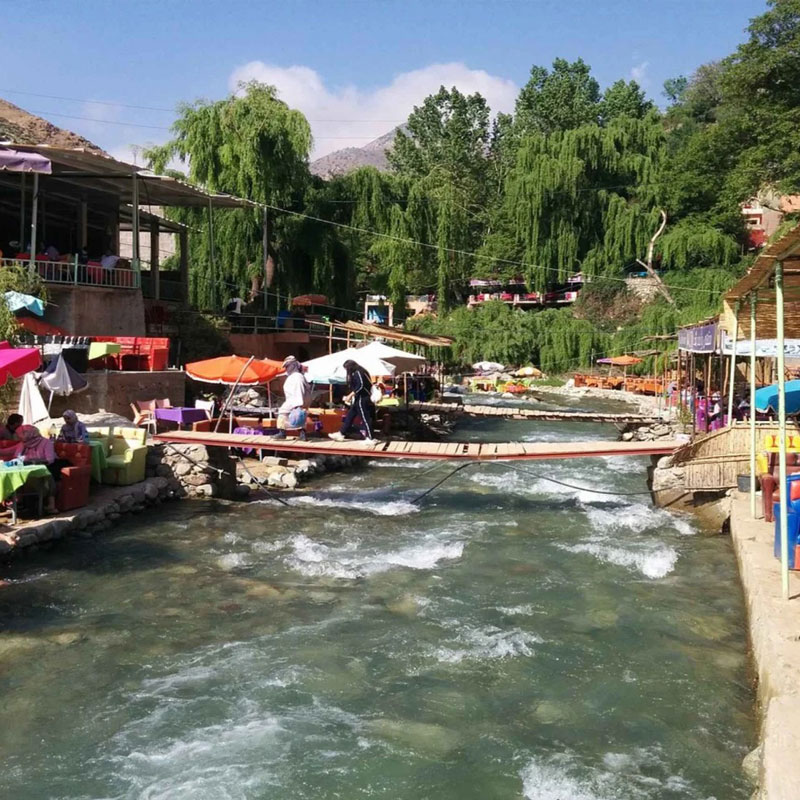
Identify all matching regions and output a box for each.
[329,359,378,444]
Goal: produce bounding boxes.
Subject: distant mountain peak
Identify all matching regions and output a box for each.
[310,126,403,179]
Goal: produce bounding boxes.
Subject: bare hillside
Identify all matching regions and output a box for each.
[0,98,103,151]
[310,127,401,179]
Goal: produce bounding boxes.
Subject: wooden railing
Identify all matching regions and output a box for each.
[674,421,799,490]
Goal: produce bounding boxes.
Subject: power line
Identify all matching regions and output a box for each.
[20,109,391,139]
[3,89,404,123]
[259,200,728,297]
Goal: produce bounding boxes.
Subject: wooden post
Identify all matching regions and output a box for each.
[676,347,683,414]
[268,206,269,312]
[691,353,697,438]
[776,260,790,601]
[179,228,189,302]
[750,292,758,519]
[727,301,740,427]
[131,172,140,283]
[207,198,217,310]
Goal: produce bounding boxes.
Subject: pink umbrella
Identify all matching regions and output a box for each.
[0,342,41,385]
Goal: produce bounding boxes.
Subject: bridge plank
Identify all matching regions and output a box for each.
[153,432,678,462]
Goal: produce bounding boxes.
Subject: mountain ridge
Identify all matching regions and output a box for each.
[310,127,401,179]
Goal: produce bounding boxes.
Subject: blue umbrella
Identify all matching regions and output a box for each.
[4,291,44,317]
[754,380,800,414]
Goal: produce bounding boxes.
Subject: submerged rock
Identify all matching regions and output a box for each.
[385,593,423,617]
[531,699,570,725]
[365,718,462,756]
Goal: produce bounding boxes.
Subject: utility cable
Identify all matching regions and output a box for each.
[259,201,729,298]
[410,461,477,504]
[235,455,293,506]
[495,460,653,496]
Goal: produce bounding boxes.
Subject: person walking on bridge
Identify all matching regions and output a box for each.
[329,359,379,445]
[276,356,310,441]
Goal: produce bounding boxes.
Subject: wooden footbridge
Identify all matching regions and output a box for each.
[154,430,678,461]
[408,401,661,425]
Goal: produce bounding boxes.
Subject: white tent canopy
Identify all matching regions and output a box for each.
[356,341,426,374]
[303,347,396,385]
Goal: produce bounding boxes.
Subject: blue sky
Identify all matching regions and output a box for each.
[1,0,767,161]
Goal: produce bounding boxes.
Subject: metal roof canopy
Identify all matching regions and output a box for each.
[725,224,800,302]
[339,319,453,348]
[5,144,253,209]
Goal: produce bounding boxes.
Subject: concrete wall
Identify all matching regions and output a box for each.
[49,370,186,418]
[46,286,146,336]
[729,494,800,799]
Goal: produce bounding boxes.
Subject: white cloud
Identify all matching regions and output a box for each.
[228,61,518,159]
[630,61,650,87]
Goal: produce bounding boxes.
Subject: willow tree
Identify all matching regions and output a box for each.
[493,115,664,289]
[385,86,491,311]
[145,81,312,309]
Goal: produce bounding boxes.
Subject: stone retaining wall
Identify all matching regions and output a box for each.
[0,477,182,560]
[147,443,239,499]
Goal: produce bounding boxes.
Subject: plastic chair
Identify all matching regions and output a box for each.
[101,428,148,485]
[53,442,91,511]
[130,401,157,435]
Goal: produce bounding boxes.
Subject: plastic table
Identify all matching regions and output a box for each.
[87,440,108,482]
[153,407,209,429]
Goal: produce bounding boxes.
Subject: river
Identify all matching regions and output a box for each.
[0,400,754,799]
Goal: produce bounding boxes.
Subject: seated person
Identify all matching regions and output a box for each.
[58,409,89,444]
[0,413,23,460]
[44,244,60,261]
[0,413,23,442]
[18,425,67,514]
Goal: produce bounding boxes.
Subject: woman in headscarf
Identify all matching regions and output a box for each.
[276,356,310,441]
[329,359,378,444]
[18,425,64,514]
[18,425,56,465]
[58,410,89,444]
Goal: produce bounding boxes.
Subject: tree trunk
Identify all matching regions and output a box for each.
[636,209,675,306]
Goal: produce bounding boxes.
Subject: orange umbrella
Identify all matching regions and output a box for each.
[597,355,643,366]
[185,355,283,385]
[291,294,329,307]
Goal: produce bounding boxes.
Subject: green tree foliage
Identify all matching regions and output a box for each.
[491,115,666,289]
[133,7,800,372]
[384,86,493,310]
[515,58,601,134]
[600,80,654,123]
[145,82,355,311]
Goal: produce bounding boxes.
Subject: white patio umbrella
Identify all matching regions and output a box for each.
[18,372,49,425]
[302,347,396,384]
[356,341,427,374]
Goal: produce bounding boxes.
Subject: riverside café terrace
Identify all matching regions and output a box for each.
[0,144,254,301]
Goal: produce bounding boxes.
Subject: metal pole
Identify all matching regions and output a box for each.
[28,172,39,274]
[776,261,790,600]
[750,293,758,519]
[19,172,26,248]
[728,301,740,427]
[214,356,255,433]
